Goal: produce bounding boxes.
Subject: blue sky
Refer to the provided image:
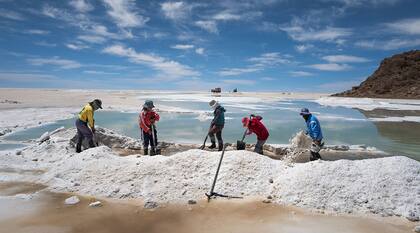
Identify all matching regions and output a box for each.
[0,0,419,92]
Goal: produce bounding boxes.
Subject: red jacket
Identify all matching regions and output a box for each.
[247,116,269,141]
[139,110,160,133]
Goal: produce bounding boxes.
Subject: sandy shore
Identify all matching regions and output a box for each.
[0,88,328,110]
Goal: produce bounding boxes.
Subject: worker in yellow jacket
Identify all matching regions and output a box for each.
[75,99,102,153]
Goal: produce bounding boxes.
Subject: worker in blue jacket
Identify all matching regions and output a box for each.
[300,108,323,161]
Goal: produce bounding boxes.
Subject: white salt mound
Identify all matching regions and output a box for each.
[0,128,419,220]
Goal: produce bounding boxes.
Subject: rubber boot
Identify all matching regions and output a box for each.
[218,140,223,151]
[88,139,96,148]
[310,151,319,161]
[143,148,148,155]
[76,143,82,153]
[208,141,216,149]
[150,147,156,156]
[76,137,83,153]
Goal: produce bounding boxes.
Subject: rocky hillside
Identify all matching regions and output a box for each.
[333,50,420,99]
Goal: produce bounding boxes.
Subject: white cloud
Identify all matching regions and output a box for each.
[103,0,149,28]
[327,0,401,7]
[27,57,82,69]
[223,79,256,85]
[281,26,352,42]
[195,20,218,34]
[66,43,90,50]
[248,52,291,66]
[24,29,50,35]
[322,55,370,63]
[69,0,94,12]
[77,35,107,44]
[212,11,241,21]
[34,41,57,47]
[161,1,192,21]
[0,9,24,20]
[83,70,119,75]
[355,38,420,50]
[41,5,61,18]
[289,71,314,77]
[102,44,199,78]
[295,44,313,53]
[307,63,351,71]
[171,44,195,50]
[261,77,275,81]
[385,18,420,35]
[195,48,205,55]
[218,67,260,76]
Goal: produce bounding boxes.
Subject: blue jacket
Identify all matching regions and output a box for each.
[305,114,323,141]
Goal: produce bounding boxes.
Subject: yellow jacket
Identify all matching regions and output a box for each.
[78,104,94,128]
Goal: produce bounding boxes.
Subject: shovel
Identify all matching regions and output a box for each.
[199,125,212,150]
[237,115,252,150]
[205,144,243,201]
[150,124,161,155]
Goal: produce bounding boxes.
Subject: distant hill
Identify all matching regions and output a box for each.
[332,50,420,99]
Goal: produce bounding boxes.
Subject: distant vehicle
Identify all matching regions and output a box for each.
[211,87,221,93]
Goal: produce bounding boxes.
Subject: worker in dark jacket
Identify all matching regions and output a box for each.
[75,99,102,153]
[300,108,323,161]
[242,115,269,155]
[208,100,225,151]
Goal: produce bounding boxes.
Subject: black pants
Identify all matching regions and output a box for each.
[209,125,223,146]
[142,129,157,149]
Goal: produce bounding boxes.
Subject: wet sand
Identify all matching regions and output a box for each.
[0,182,414,233]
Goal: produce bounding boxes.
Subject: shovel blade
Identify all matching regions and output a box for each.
[236,140,246,150]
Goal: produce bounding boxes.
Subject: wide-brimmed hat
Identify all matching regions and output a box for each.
[209,100,218,108]
[299,108,311,115]
[143,100,155,108]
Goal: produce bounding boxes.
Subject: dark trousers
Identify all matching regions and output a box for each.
[310,141,322,161]
[209,125,223,146]
[75,119,95,151]
[254,140,266,155]
[142,129,157,149]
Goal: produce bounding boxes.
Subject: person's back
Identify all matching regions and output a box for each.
[248,117,269,141]
[305,114,323,141]
[213,105,225,126]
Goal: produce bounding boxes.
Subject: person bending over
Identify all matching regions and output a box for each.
[300,108,323,161]
[75,99,102,153]
[242,115,269,155]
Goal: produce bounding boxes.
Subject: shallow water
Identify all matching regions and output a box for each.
[2,99,420,160]
[0,182,413,233]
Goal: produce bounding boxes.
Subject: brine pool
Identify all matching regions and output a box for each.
[1,99,419,161]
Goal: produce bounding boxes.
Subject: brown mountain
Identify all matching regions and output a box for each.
[332,50,420,99]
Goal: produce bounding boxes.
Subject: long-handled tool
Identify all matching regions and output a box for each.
[199,125,212,150]
[205,144,227,201]
[150,124,161,155]
[205,144,242,201]
[237,115,252,150]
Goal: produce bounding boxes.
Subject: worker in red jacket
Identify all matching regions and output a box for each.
[242,115,269,155]
[139,100,160,156]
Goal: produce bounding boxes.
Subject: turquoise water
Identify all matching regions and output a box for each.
[1,99,419,160]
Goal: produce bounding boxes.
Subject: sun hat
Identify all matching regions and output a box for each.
[143,100,155,108]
